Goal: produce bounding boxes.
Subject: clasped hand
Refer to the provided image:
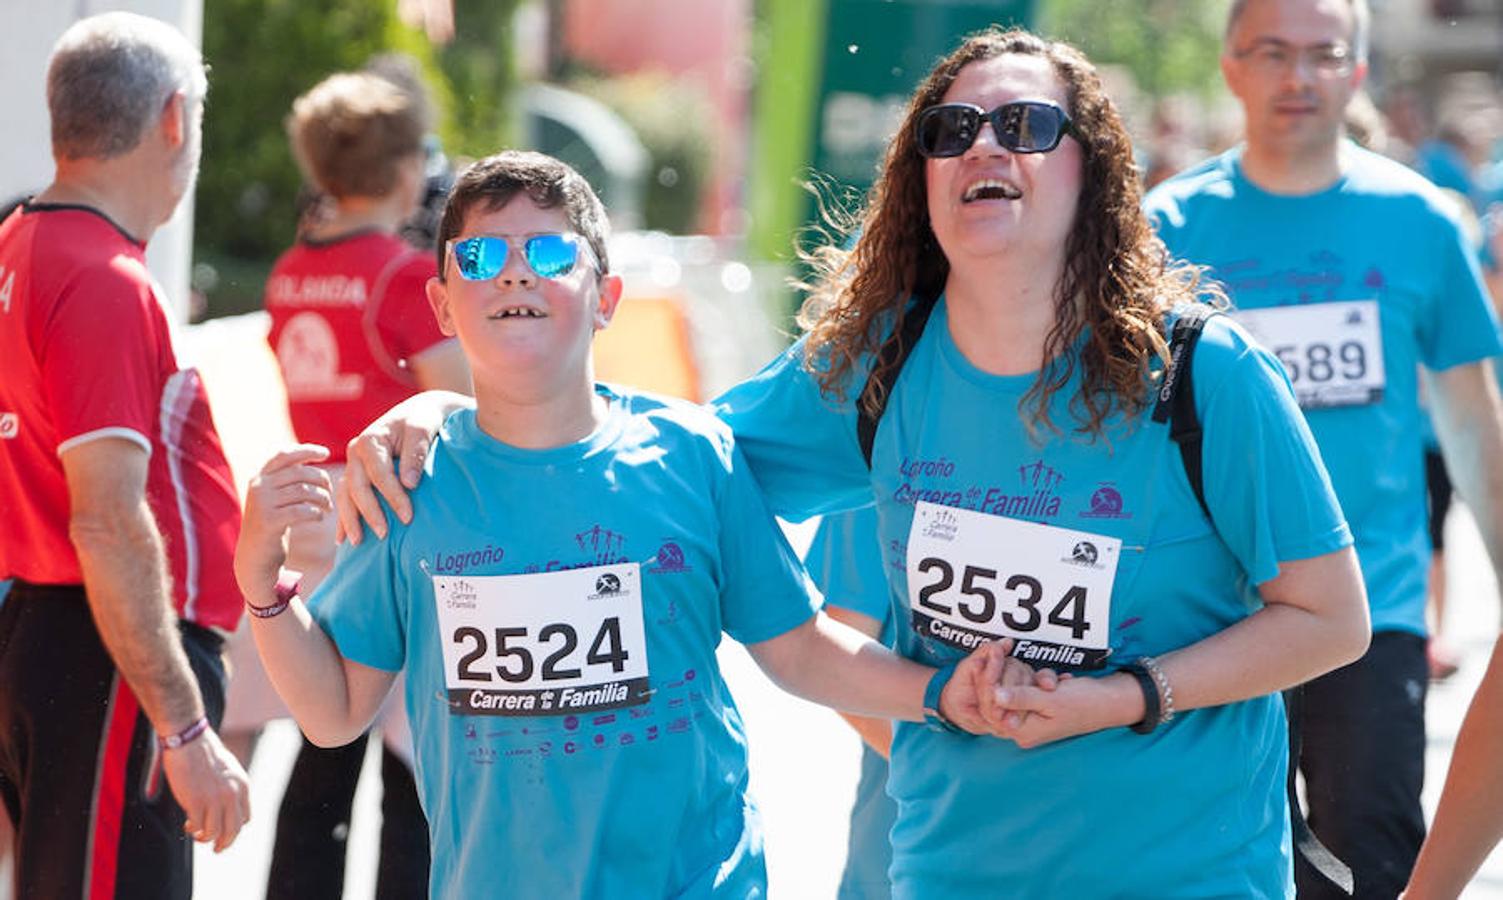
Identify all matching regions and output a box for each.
[944,639,1139,748]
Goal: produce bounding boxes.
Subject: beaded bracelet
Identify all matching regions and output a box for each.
[1139,654,1176,726]
[1124,655,1177,734]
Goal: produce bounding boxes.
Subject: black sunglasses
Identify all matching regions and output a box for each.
[915,101,1077,158]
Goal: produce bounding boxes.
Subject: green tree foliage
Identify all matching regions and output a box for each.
[197,0,434,261]
[434,1,520,160]
[1039,0,1230,98]
[194,0,518,317]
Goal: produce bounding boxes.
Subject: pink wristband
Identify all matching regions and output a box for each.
[247,573,299,619]
[158,716,210,751]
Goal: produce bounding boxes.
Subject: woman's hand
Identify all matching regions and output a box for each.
[334,390,470,544]
[941,639,1061,735]
[983,670,1144,749]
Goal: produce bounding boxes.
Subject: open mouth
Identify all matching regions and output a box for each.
[962,178,1023,203]
[490,306,547,320]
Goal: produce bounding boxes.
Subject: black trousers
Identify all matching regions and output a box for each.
[266,731,430,899]
[0,582,226,900]
[1425,449,1452,551]
[1295,631,1428,900]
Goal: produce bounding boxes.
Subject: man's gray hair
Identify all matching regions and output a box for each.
[1225,0,1371,61]
[47,12,208,161]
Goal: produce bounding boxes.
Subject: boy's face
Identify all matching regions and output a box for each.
[426,195,621,390]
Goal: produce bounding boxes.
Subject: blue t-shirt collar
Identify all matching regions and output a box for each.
[1226,141,1355,202]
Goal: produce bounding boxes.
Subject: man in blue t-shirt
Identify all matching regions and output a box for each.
[806,509,897,900]
[1145,1,1503,896]
[232,151,1011,899]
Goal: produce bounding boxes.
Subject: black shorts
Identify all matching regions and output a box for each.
[1425,449,1452,551]
[0,582,226,900]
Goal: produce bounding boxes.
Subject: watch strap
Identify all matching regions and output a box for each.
[1123,662,1161,734]
[923,662,964,734]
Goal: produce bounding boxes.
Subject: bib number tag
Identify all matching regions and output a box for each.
[432,563,650,717]
[1235,301,1385,409]
[906,502,1119,669]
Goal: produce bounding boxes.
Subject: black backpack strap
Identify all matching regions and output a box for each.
[1151,305,1213,519]
[857,292,940,468]
[1155,305,1354,895]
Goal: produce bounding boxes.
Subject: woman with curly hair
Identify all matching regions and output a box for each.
[717,27,1371,896]
[336,27,1370,898]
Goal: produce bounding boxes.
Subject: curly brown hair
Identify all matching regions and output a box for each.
[798,27,1214,440]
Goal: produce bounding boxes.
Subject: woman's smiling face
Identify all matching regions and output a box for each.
[924,53,1083,269]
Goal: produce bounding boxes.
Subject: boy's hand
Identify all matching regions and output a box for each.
[234,445,333,598]
[336,391,467,544]
[940,639,1059,734]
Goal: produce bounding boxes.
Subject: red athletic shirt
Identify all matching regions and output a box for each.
[0,204,243,630]
[264,231,447,461]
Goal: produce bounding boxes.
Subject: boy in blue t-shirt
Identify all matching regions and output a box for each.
[233,151,1009,899]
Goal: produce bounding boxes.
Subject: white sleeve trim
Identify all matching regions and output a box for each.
[56,426,152,458]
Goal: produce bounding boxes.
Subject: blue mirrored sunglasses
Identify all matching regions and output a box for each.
[446,233,597,281]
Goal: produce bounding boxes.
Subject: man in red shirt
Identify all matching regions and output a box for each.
[0,13,251,899]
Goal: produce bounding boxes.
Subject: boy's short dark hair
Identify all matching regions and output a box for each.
[436,151,610,281]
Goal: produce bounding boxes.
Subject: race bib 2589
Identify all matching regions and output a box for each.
[1235,300,1385,409]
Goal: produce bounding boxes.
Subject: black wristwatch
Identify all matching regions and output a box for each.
[1121,661,1162,735]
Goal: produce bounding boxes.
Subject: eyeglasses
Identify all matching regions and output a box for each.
[914,101,1077,158]
[444,233,598,281]
[1233,41,1355,78]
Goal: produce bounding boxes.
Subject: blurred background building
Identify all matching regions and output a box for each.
[7,0,1503,344]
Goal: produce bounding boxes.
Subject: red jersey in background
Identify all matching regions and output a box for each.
[264,231,448,460]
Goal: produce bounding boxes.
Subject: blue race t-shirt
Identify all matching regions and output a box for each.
[307,385,816,900]
[1414,139,1478,205]
[716,304,1351,899]
[1146,143,1503,635]
[805,508,896,900]
[806,508,895,644]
